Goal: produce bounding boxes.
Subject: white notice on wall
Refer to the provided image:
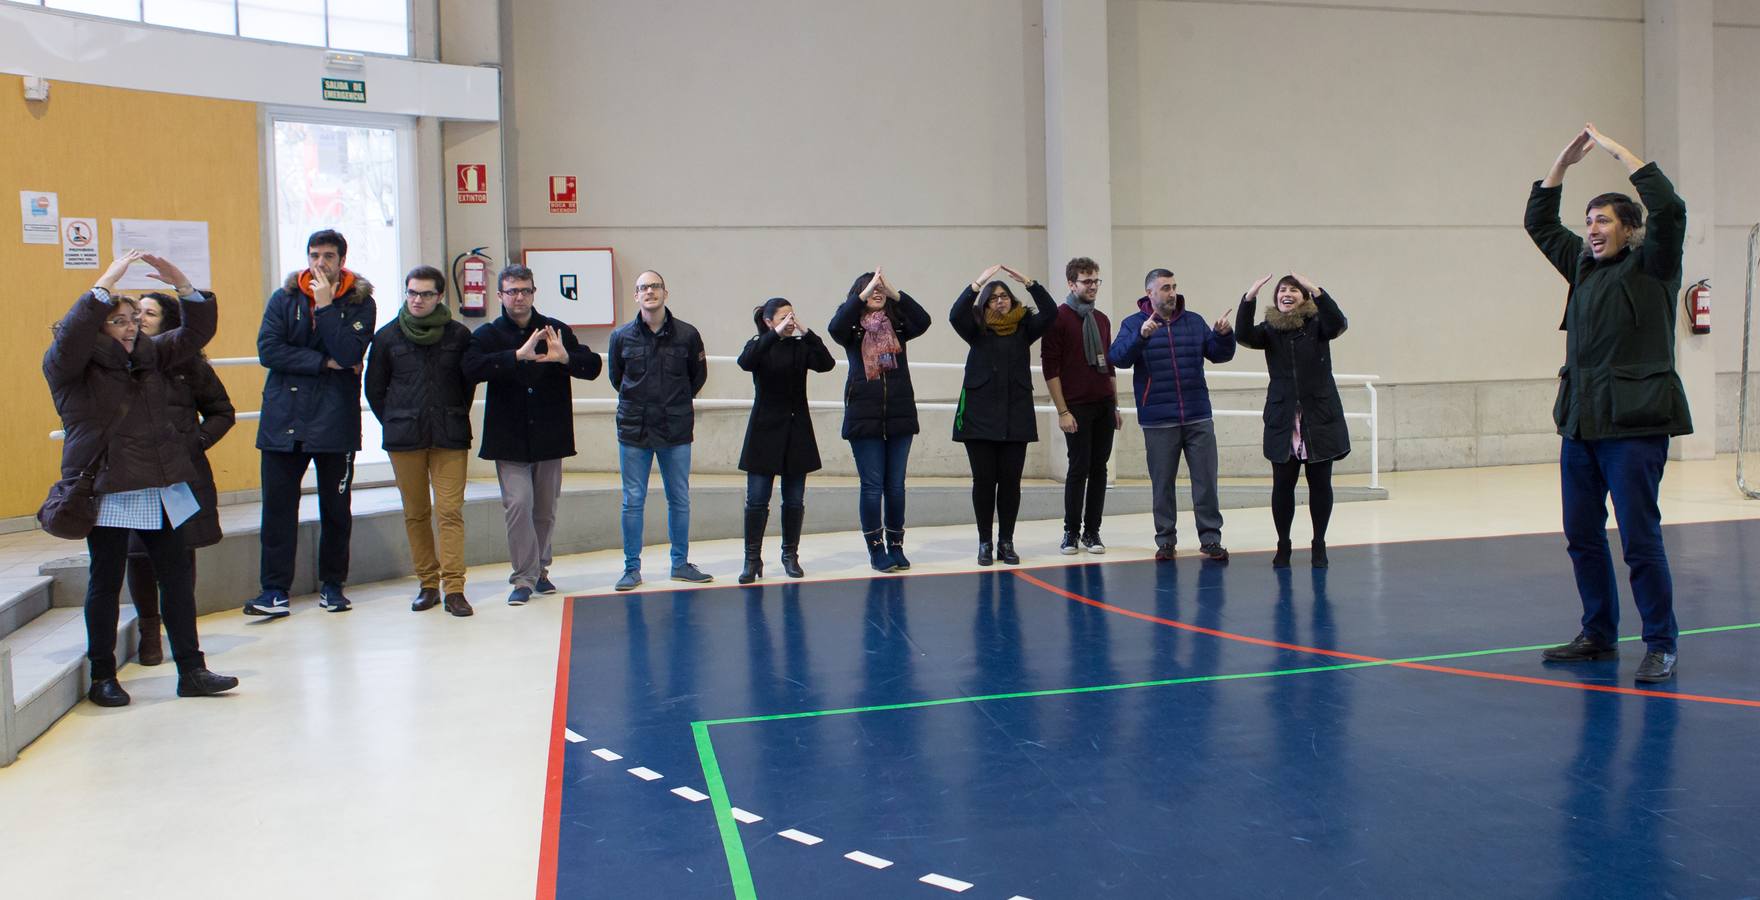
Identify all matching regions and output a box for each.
[111,219,212,290]
[61,217,99,269]
[19,190,59,244]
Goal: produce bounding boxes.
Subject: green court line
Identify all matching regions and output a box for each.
[690,620,1760,899]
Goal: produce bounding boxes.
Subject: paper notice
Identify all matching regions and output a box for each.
[111,219,212,290]
[20,191,59,244]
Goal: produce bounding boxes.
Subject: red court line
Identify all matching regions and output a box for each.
[534,597,577,900]
[1014,570,1760,710]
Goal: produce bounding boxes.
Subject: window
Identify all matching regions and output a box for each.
[20,0,409,55]
[144,0,234,35]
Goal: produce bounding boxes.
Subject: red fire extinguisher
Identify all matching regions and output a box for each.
[452,247,492,318]
[1685,279,1710,335]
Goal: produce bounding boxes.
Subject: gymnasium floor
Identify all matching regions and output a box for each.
[2,459,1757,898]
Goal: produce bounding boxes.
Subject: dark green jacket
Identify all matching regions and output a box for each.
[1525,162,1693,440]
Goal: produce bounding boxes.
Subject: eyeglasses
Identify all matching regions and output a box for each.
[499,287,536,298]
[405,289,443,300]
[636,283,665,294]
[1077,278,1102,286]
[105,316,138,328]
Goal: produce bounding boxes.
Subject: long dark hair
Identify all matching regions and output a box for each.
[142,291,182,330]
[848,272,900,327]
[972,280,1019,329]
[753,297,793,334]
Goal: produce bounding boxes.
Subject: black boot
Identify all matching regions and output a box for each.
[1310,540,1328,568]
[780,505,806,578]
[885,528,911,571]
[865,530,896,572]
[739,506,767,585]
[1272,540,1292,568]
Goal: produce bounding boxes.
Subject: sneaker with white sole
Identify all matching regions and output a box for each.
[243,590,290,618]
[1081,533,1106,554]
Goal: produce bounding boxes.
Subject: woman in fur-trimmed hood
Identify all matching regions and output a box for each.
[1235,272,1349,567]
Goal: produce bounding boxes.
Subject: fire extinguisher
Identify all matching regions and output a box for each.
[452,247,492,318]
[1685,279,1710,335]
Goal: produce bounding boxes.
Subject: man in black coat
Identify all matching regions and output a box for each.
[462,264,602,606]
[245,229,376,619]
[606,270,711,591]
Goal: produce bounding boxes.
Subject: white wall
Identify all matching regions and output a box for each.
[1713,18,1760,374]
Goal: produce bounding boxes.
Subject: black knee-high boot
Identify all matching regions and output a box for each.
[739,507,767,585]
[780,505,805,578]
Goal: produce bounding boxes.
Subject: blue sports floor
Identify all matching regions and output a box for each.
[537,520,1760,899]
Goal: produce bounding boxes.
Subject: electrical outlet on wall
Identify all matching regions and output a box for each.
[23,77,49,102]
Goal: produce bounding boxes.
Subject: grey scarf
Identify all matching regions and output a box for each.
[1066,293,1109,371]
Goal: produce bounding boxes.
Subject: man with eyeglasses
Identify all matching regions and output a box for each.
[365,266,478,617]
[1042,257,1122,555]
[245,228,377,618]
[606,270,712,590]
[463,264,602,606]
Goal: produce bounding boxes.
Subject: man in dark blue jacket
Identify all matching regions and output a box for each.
[245,229,376,618]
[1109,268,1236,561]
[462,264,602,606]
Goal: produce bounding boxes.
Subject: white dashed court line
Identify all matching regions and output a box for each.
[920,873,974,892]
[563,728,587,743]
[591,748,623,762]
[843,851,893,869]
[777,829,823,846]
[730,807,764,824]
[671,786,709,802]
[627,767,663,781]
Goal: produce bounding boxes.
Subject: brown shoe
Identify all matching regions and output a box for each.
[136,616,164,666]
[443,592,474,617]
[1154,544,1177,561]
[412,588,441,612]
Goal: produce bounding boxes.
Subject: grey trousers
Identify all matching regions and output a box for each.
[496,458,563,588]
[1142,420,1223,547]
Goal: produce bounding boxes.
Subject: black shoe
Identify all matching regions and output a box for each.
[442,592,474,617]
[885,528,911,570]
[534,577,558,595]
[317,582,352,613]
[1200,542,1230,563]
[412,588,440,612]
[865,530,897,573]
[87,678,130,707]
[1634,650,1677,683]
[780,505,806,578]
[1310,540,1328,568]
[176,668,239,698]
[1060,532,1079,555]
[977,542,994,566]
[1541,633,1618,662]
[740,506,768,584]
[997,541,1020,565]
[1272,540,1292,568]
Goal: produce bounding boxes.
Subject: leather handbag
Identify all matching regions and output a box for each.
[37,396,132,540]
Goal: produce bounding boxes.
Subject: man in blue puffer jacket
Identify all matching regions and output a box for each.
[1109,268,1236,561]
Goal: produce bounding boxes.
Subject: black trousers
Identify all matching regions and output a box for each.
[85,520,204,679]
[1270,458,1334,543]
[260,447,354,592]
[965,440,1028,542]
[1061,401,1115,536]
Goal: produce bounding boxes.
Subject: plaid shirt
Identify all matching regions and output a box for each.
[95,483,199,531]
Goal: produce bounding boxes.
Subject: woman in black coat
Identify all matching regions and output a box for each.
[737,297,836,583]
[124,291,235,666]
[828,268,932,572]
[42,251,238,706]
[1235,272,1350,568]
[950,264,1058,566]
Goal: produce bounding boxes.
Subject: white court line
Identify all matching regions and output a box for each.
[563,728,586,743]
[628,767,663,781]
[920,873,974,892]
[591,748,623,762]
[1006,896,1036,899]
[844,851,893,869]
[730,808,763,824]
[671,787,709,802]
[777,829,823,846]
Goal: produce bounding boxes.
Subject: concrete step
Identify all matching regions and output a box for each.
[1,604,137,766]
[0,575,55,643]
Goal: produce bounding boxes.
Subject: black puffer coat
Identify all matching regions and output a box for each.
[737,328,836,475]
[1235,290,1351,464]
[256,270,376,453]
[44,291,218,495]
[463,309,602,462]
[949,281,1057,443]
[159,357,234,547]
[827,288,932,440]
[364,318,476,451]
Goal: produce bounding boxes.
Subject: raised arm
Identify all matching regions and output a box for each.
[804,330,837,372]
[1021,281,1059,343]
[557,326,603,381]
[1527,128,1594,279]
[738,329,779,371]
[894,290,932,341]
[949,285,983,343]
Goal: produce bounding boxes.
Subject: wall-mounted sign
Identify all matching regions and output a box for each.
[321,78,367,103]
[524,247,614,326]
[19,190,58,244]
[548,176,577,214]
[456,164,488,204]
[62,217,98,269]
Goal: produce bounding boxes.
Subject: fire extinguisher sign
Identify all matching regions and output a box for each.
[457,165,488,204]
[549,176,578,214]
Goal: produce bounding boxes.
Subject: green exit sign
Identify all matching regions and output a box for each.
[321,78,367,103]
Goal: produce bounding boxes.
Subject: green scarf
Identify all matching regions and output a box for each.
[398,302,453,346]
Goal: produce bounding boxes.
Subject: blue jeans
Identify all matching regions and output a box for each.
[619,442,692,571]
[746,472,806,511]
[849,435,913,533]
[1560,436,1676,652]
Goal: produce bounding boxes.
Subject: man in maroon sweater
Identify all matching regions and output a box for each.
[1042,257,1123,554]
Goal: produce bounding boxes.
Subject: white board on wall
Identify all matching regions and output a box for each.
[523,247,616,326]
